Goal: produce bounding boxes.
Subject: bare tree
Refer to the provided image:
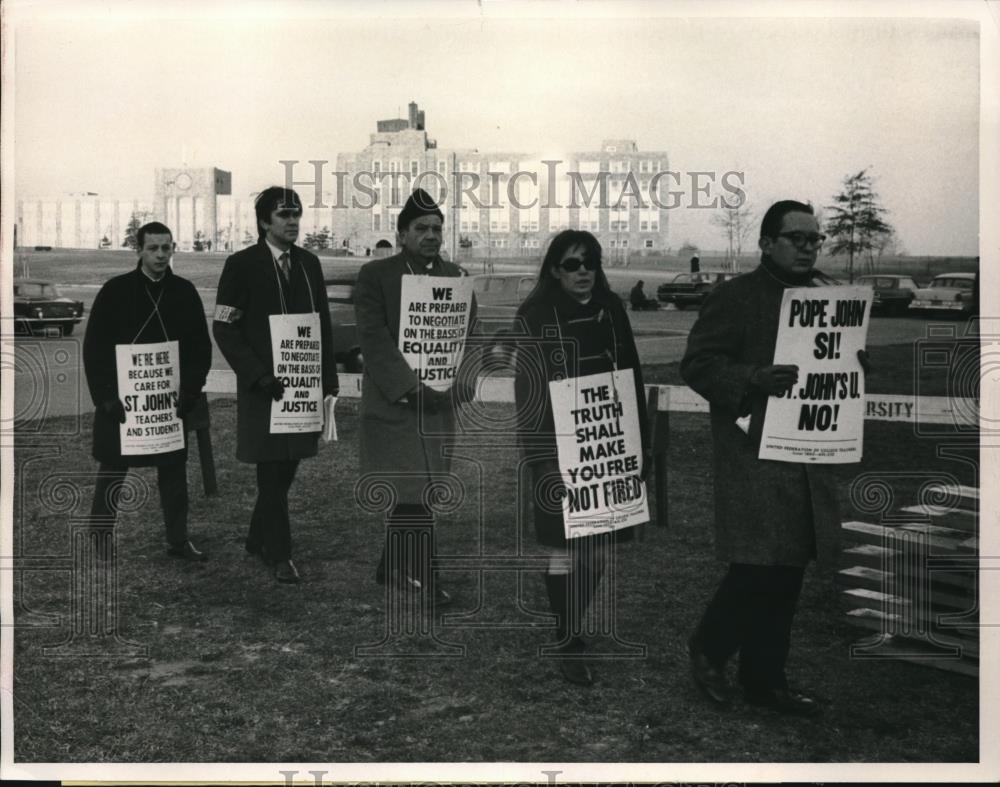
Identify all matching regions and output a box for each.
[711,201,756,272]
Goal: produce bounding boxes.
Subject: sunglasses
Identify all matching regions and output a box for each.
[558,257,599,272]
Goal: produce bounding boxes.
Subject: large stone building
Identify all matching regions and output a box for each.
[332,101,670,261]
[16,101,671,260]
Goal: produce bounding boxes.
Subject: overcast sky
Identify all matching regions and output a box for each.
[9,2,986,255]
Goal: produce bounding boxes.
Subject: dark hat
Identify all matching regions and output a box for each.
[398,188,444,231]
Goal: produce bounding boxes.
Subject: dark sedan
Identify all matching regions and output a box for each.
[13,279,85,336]
[656,271,739,309]
[856,274,919,316]
[325,276,364,372]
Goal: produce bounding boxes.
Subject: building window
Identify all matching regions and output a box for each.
[491,238,506,248]
[438,159,447,176]
[372,160,382,177]
[609,239,617,248]
[489,206,509,232]
[620,239,629,248]
[411,160,419,177]
[640,160,650,174]
[372,212,381,231]
[644,239,654,248]
[388,211,399,231]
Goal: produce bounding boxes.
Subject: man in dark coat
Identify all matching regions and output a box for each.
[354,188,477,605]
[680,200,844,716]
[213,187,338,584]
[84,221,212,561]
[628,279,658,310]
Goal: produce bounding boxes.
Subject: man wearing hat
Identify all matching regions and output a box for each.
[213,186,338,584]
[353,188,477,605]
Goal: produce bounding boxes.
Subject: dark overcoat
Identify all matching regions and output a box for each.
[83,265,211,467]
[354,250,477,506]
[514,286,648,547]
[679,261,840,569]
[213,241,338,463]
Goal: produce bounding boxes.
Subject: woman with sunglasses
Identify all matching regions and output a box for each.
[512,229,649,687]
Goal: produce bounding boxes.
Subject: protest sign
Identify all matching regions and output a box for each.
[398,275,474,392]
[268,312,323,434]
[549,369,649,538]
[759,285,871,463]
[115,340,184,455]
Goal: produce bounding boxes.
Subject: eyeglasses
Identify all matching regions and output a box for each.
[558,257,599,272]
[776,231,826,250]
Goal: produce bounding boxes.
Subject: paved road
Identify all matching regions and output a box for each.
[9,284,951,423]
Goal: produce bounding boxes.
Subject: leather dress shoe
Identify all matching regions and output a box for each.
[274,559,301,584]
[167,540,208,562]
[557,657,594,687]
[377,567,454,607]
[549,638,594,687]
[687,639,733,706]
[744,687,822,717]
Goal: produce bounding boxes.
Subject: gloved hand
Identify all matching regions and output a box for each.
[176,389,201,418]
[749,364,799,395]
[101,398,126,424]
[857,349,872,375]
[257,374,285,401]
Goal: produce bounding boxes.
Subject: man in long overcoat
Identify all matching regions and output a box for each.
[84,221,212,561]
[354,188,476,605]
[213,187,338,583]
[680,200,845,716]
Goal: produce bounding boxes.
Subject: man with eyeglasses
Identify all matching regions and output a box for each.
[213,186,338,584]
[679,199,844,716]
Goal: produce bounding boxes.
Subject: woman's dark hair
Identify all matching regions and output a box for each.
[254,186,302,239]
[520,229,613,311]
[759,200,814,239]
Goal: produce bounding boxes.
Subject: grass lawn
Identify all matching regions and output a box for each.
[13,372,979,763]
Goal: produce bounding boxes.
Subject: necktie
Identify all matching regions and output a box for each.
[279,252,291,281]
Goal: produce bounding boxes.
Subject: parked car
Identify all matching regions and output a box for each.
[325,276,364,372]
[856,274,919,316]
[13,279,85,336]
[471,273,536,318]
[909,272,977,316]
[656,271,739,309]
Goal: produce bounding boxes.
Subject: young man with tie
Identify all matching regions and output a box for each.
[213,187,338,584]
